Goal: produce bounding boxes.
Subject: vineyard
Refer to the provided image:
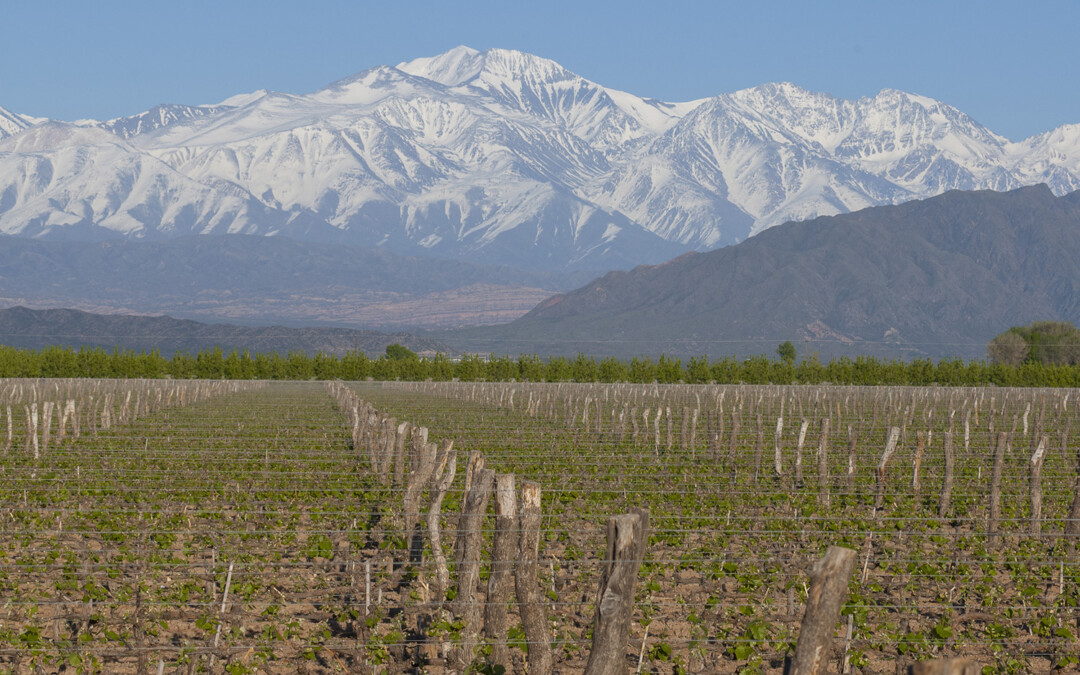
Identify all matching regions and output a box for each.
[2,379,1079,674]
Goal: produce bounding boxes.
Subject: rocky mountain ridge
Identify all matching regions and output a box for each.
[2,47,1079,271]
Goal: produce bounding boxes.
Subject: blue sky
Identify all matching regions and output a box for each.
[3,0,1076,141]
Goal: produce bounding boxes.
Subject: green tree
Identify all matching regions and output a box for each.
[776,341,797,365]
[385,343,418,360]
[988,321,1080,366]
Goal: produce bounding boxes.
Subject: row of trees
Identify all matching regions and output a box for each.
[987,321,1080,366]
[5,343,1080,387]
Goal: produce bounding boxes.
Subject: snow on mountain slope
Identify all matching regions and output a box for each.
[1,46,1079,272]
[399,47,700,150]
[0,123,288,238]
[99,103,235,139]
[1011,124,1080,195]
[0,106,33,139]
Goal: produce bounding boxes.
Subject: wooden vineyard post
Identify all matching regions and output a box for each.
[875,427,901,517]
[689,407,698,460]
[939,431,955,518]
[41,401,53,455]
[794,418,809,488]
[988,431,1007,544]
[427,442,457,603]
[393,421,410,488]
[908,658,981,674]
[774,415,785,479]
[787,546,857,675]
[454,451,486,566]
[1067,423,1080,539]
[754,414,764,482]
[846,426,857,495]
[728,408,741,480]
[583,507,650,675]
[817,418,830,507]
[403,435,438,565]
[665,406,673,453]
[1029,435,1049,535]
[26,404,39,460]
[452,467,495,670]
[515,481,553,675]
[681,406,690,453]
[484,473,518,667]
[912,431,925,499]
[377,416,395,485]
[4,406,11,452]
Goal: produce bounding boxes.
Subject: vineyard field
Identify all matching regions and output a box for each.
[2,379,1079,674]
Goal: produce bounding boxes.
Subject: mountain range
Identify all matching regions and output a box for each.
[3,46,1079,273]
[446,186,1080,360]
[0,306,440,356]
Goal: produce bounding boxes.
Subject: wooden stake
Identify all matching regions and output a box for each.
[912,431,925,498]
[875,427,901,515]
[989,431,1007,544]
[427,443,457,603]
[834,426,852,500]
[1029,435,1049,535]
[584,508,650,675]
[817,418,831,507]
[452,467,495,670]
[774,416,785,478]
[794,419,809,488]
[484,473,518,667]
[939,431,954,518]
[515,481,553,675]
[787,546,857,675]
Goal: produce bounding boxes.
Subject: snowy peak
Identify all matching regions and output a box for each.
[0,121,127,153]
[398,46,698,147]
[0,105,33,139]
[101,103,233,139]
[396,45,483,86]
[312,65,444,105]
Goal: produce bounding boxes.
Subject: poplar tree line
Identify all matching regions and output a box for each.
[5,344,1080,386]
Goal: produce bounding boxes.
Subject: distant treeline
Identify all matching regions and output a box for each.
[5,344,1080,387]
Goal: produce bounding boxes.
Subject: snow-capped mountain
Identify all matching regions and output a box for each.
[0,106,33,139]
[1,46,1078,271]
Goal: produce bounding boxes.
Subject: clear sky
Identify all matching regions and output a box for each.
[2,0,1076,141]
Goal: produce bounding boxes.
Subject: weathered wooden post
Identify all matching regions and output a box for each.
[427,443,457,602]
[875,427,901,516]
[729,407,741,479]
[939,431,955,518]
[4,405,12,452]
[26,404,39,460]
[583,507,650,675]
[452,467,495,670]
[41,401,53,455]
[515,481,552,675]
[403,436,438,564]
[786,546,857,675]
[774,416,785,478]
[392,421,411,488]
[846,425,857,495]
[817,418,830,507]
[1029,435,1049,535]
[912,431,925,499]
[484,473,518,667]
[754,414,764,482]
[988,431,1008,544]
